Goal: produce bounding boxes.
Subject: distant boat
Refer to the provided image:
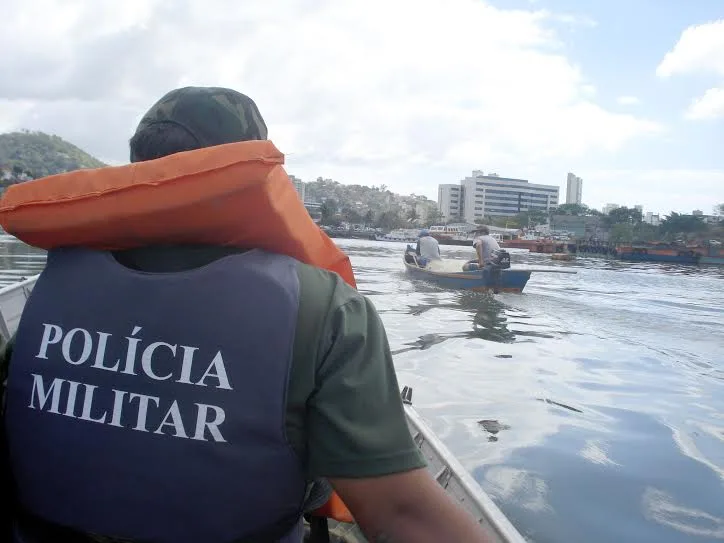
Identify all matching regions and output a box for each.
[427,224,474,246]
[402,246,531,293]
[616,244,700,264]
[375,228,420,242]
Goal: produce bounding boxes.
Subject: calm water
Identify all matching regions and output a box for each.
[2,235,724,542]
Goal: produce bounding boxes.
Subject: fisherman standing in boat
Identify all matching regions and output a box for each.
[415,229,441,268]
[0,87,493,543]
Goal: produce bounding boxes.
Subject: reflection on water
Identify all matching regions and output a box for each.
[0,234,46,287]
[400,291,554,348]
[1,237,723,542]
[643,488,724,540]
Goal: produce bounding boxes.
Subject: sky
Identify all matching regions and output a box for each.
[1,0,723,216]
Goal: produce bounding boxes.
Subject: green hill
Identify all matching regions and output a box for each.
[0,130,106,179]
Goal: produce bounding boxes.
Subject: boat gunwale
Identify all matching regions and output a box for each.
[403,388,527,542]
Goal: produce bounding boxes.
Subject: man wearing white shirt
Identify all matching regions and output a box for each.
[415,229,441,267]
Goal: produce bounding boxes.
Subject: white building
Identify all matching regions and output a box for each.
[565,173,583,205]
[644,212,661,226]
[437,183,463,221]
[457,171,559,222]
[289,175,306,202]
[603,203,620,214]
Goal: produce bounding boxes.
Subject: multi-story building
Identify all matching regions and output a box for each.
[565,173,583,205]
[451,171,559,222]
[289,175,306,202]
[643,212,661,226]
[437,183,463,221]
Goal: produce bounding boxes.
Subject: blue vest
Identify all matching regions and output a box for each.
[5,247,307,542]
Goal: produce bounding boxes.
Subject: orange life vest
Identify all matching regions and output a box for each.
[0,139,355,524]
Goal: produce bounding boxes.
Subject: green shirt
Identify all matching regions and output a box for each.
[0,246,425,480]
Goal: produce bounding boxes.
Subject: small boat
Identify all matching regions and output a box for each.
[374,228,420,242]
[403,246,532,293]
[551,253,574,261]
[428,225,507,246]
[0,275,526,543]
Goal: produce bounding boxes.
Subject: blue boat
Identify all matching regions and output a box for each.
[403,246,532,293]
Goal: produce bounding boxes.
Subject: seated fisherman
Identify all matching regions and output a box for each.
[415,229,441,267]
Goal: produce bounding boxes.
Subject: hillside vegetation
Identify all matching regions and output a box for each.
[0,130,106,179]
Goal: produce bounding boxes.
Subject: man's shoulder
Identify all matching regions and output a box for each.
[294,261,362,308]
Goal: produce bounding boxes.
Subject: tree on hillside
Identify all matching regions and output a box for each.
[0,131,106,178]
[633,222,659,243]
[375,210,405,230]
[606,206,642,226]
[364,210,374,225]
[716,203,724,216]
[555,203,591,216]
[610,224,634,243]
[424,209,444,226]
[659,212,707,238]
[342,207,363,224]
[407,207,419,222]
[516,210,548,228]
[320,199,338,225]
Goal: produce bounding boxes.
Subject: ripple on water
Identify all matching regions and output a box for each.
[336,239,724,543]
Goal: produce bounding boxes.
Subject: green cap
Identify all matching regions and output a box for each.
[133,86,268,147]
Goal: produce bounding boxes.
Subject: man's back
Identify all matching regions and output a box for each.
[4,244,425,542]
[474,234,501,264]
[8,247,307,542]
[114,244,424,479]
[418,235,441,260]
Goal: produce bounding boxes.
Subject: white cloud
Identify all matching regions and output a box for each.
[617,96,641,106]
[657,20,724,78]
[657,19,724,122]
[0,0,662,198]
[685,87,724,120]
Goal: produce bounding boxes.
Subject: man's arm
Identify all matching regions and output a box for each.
[330,469,493,542]
[476,241,484,266]
[306,287,491,542]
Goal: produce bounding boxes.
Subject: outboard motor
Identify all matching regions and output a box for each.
[491,249,511,270]
[488,249,511,293]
